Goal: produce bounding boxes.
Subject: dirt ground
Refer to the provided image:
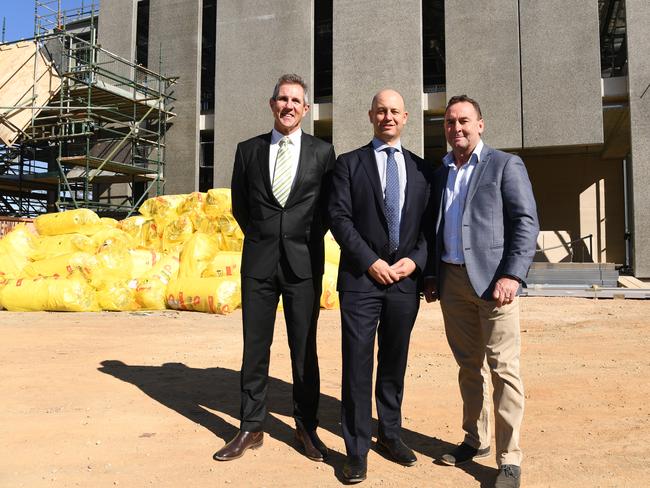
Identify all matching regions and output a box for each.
[1,297,649,488]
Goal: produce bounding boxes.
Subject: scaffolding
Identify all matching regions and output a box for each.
[0,1,176,218]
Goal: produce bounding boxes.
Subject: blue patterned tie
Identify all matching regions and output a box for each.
[384,147,400,253]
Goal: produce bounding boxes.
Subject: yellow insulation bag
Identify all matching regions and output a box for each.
[202,251,242,278]
[118,215,152,246]
[129,249,165,278]
[91,246,133,289]
[166,276,241,314]
[34,209,101,236]
[0,274,99,312]
[22,251,97,279]
[0,224,38,279]
[32,234,96,260]
[91,227,135,250]
[320,261,339,309]
[97,280,139,311]
[139,194,187,228]
[204,188,232,217]
[324,231,341,265]
[178,232,219,278]
[162,215,194,252]
[134,254,180,310]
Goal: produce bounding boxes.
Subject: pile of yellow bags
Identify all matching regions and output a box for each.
[0,189,341,314]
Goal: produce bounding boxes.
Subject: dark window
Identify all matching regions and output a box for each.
[136,0,150,67]
[598,0,627,77]
[314,0,332,102]
[201,0,216,111]
[423,0,445,92]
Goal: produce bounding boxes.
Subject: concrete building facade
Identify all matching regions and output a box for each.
[97,0,650,278]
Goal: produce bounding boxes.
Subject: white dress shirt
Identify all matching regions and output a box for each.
[269,128,302,187]
[371,137,407,217]
[441,139,484,264]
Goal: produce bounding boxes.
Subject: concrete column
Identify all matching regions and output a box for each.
[519,0,603,147]
[626,0,650,277]
[97,0,137,63]
[213,0,314,188]
[332,0,423,156]
[148,0,203,194]
[444,0,522,149]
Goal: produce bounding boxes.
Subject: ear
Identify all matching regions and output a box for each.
[303,103,310,114]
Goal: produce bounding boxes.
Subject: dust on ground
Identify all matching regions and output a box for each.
[1,297,648,487]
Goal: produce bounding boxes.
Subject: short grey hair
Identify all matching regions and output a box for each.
[271,73,309,105]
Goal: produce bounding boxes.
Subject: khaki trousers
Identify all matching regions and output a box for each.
[440,263,524,466]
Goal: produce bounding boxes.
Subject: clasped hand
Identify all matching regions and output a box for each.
[368,258,416,285]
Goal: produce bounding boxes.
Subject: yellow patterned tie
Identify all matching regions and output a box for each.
[272,136,292,206]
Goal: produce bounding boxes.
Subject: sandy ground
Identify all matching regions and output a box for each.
[1,297,649,488]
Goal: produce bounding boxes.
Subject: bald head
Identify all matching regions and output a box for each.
[368,89,408,145]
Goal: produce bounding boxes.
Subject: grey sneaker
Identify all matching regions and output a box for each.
[494,464,521,488]
[441,442,491,466]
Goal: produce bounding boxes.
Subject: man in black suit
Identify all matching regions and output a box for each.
[214,74,336,463]
[329,89,432,482]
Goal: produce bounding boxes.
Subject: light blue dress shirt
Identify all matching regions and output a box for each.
[371,137,407,219]
[441,139,484,264]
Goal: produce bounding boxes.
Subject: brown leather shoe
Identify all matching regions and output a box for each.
[213,430,263,461]
[295,426,328,461]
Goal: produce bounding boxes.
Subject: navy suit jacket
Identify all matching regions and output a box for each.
[329,143,433,293]
[231,131,336,280]
[427,144,539,299]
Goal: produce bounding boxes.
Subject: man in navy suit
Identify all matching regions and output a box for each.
[214,74,336,463]
[329,89,432,482]
[424,95,539,488]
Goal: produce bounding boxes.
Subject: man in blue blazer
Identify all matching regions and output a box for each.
[424,95,539,488]
[329,89,433,482]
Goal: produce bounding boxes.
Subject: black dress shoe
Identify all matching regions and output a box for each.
[440,442,490,466]
[376,437,417,466]
[343,455,367,483]
[213,430,263,461]
[295,426,328,461]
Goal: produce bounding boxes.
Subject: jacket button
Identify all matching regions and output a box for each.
[283,234,288,238]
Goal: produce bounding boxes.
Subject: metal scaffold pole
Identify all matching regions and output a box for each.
[0,1,175,218]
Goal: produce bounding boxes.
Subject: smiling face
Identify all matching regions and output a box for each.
[444,101,484,161]
[269,82,309,135]
[368,89,408,145]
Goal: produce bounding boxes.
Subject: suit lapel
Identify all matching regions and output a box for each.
[359,143,386,220]
[400,149,417,240]
[465,144,492,205]
[285,132,312,206]
[435,165,449,233]
[258,132,275,202]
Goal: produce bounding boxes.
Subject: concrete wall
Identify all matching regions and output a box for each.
[626,0,650,277]
[526,154,625,265]
[213,0,314,187]
[148,0,202,194]
[98,0,137,62]
[519,0,603,147]
[445,0,522,149]
[332,0,423,156]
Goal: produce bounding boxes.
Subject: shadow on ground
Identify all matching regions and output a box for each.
[99,360,496,486]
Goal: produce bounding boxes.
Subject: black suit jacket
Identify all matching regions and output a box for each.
[231,131,336,280]
[328,143,433,293]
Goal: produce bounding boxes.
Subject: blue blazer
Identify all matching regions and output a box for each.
[427,144,539,299]
[329,143,433,293]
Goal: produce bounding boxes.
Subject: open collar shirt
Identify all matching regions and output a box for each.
[441,139,484,264]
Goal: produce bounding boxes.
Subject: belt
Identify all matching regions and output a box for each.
[443,261,466,268]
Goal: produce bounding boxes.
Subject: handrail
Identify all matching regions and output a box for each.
[535,234,593,263]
